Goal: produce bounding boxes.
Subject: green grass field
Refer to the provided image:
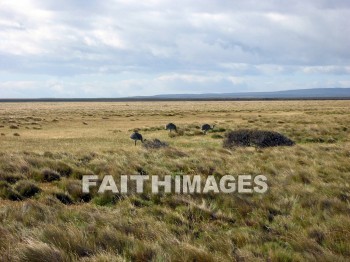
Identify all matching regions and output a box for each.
[0,100,349,261]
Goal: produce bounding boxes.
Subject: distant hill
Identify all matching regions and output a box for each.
[147,88,350,99]
[0,88,350,102]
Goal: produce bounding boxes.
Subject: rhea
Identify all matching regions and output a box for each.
[130,131,143,146]
[201,124,215,134]
[165,123,177,132]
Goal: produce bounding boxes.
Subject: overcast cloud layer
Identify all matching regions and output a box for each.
[0,0,349,98]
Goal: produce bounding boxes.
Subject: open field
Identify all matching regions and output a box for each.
[0,101,350,261]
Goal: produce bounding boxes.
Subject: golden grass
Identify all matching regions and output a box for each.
[0,100,349,261]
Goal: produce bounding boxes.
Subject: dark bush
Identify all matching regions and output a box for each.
[40,169,61,182]
[54,193,73,205]
[143,139,169,149]
[0,173,23,184]
[0,181,22,201]
[15,181,41,198]
[223,129,295,148]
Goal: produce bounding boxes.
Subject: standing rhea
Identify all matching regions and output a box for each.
[130,131,143,146]
[201,124,215,134]
[165,123,177,132]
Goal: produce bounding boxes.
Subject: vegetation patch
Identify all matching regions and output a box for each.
[223,129,295,148]
[54,192,73,205]
[14,181,41,198]
[36,169,61,182]
[211,134,223,139]
[143,139,169,149]
[0,181,22,201]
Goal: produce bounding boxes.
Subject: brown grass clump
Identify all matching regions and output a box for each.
[53,192,73,205]
[0,181,23,201]
[0,173,23,184]
[16,240,65,262]
[223,129,295,148]
[168,129,184,138]
[36,169,61,182]
[14,181,41,198]
[143,139,169,149]
[63,181,92,202]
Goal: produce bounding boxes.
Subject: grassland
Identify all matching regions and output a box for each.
[0,100,349,261]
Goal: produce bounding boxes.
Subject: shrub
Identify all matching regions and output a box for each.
[0,181,22,201]
[15,181,41,198]
[13,133,20,137]
[223,129,295,148]
[54,193,73,205]
[39,169,61,182]
[0,173,23,184]
[143,139,169,149]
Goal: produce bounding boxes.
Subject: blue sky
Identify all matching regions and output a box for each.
[0,0,349,98]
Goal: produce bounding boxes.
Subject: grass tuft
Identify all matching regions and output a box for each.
[14,181,41,198]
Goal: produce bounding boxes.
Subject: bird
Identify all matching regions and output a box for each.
[165,123,177,132]
[201,124,215,134]
[130,131,143,146]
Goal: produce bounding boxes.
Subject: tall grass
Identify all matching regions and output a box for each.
[0,100,349,260]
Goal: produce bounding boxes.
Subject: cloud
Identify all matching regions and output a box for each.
[0,0,349,97]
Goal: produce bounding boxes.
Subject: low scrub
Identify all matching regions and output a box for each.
[0,181,22,201]
[14,181,41,198]
[53,193,73,205]
[0,173,23,184]
[143,139,169,149]
[223,129,295,148]
[34,169,61,182]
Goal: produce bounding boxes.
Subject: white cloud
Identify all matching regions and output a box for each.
[302,66,350,74]
[0,0,349,97]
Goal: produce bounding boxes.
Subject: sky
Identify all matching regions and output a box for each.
[0,0,349,98]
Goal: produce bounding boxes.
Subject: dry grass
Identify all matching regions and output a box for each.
[0,100,349,261]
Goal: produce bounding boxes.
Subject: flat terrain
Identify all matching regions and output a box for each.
[0,101,349,261]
